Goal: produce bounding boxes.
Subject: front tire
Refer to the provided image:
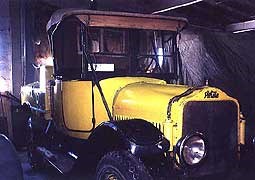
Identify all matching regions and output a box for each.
[96,151,153,180]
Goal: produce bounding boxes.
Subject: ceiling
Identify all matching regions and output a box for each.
[38,0,255,32]
[93,0,255,32]
[149,0,255,31]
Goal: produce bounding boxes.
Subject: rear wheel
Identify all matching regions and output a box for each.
[96,151,153,180]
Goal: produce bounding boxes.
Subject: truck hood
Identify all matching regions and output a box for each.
[99,77,189,123]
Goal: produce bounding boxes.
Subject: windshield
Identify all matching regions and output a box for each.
[52,17,179,81]
[87,28,176,74]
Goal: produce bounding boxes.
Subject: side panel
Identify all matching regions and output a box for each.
[54,77,166,139]
[62,81,94,131]
[54,80,97,139]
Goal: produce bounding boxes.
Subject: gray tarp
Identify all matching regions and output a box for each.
[179,29,255,142]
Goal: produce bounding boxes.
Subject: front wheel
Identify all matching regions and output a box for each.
[96,151,153,180]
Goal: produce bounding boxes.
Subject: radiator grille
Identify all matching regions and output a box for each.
[182,101,238,176]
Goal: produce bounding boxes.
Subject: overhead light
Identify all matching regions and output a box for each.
[233,29,255,34]
[226,20,255,33]
[152,0,203,14]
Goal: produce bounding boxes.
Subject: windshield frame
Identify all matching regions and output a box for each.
[49,12,185,83]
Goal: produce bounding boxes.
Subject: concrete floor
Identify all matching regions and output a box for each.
[18,150,255,180]
[19,151,94,180]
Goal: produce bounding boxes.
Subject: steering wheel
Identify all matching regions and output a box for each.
[136,56,161,73]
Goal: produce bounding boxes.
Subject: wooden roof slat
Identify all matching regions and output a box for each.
[47,9,188,32]
[77,14,186,31]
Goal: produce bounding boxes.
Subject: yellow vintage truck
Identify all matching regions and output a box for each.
[21,9,244,179]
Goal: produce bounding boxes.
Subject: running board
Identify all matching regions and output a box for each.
[36,146,76,174]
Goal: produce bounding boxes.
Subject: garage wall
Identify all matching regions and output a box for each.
[10,0,24,97]
[0,0,12,92]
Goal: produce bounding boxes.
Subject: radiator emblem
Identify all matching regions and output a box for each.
[204,90,219,99]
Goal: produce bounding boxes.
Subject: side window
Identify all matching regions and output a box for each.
[103,29,126,54]
[88,28,127,55]
[137,30,175,73]
[53,17,82,79]
[89,29,100,53]
[87,28,129,73]
[53,24,129,78]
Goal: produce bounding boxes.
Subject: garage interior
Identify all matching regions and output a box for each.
[1,0,255,179]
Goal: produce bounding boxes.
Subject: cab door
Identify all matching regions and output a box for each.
[62,81,94,132]
[51,17,96,134]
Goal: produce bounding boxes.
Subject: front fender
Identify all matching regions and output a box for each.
[0,134,23,179]
[89,119,170,157]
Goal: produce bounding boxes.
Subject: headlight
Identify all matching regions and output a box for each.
[176,133,207,166]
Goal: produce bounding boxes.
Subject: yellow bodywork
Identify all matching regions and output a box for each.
[53,76,242,151]
[168,87,241,150]
[55,77,166,139]
[113,81,241,151]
